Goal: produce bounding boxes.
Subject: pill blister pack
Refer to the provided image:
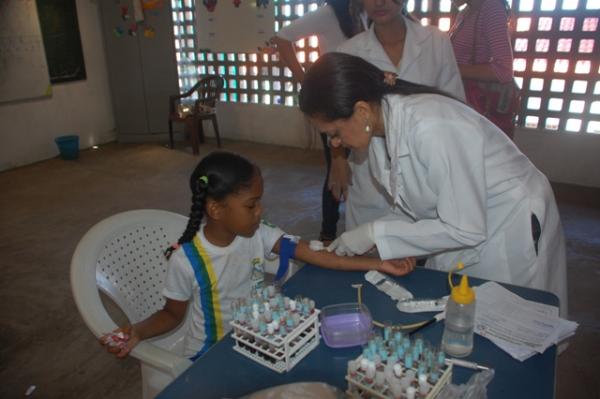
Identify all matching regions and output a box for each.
[229,285,320,373]
[345,328,452,399]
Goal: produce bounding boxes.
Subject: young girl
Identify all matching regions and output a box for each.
[101,151,416,360]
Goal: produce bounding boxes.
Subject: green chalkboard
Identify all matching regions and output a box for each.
[36,0,86,84]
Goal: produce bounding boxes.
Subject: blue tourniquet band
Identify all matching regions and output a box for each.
[275,236,297,282]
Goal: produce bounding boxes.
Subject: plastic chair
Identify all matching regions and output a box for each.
[70,209,192,399]
[168,75,225,154]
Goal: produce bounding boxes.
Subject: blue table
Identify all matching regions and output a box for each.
[157,265,558,398]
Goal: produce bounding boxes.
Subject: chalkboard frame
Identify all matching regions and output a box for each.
[36,0,86,84]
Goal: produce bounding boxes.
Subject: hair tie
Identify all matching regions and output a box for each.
[198,175,208,185]
[383,72,398,87]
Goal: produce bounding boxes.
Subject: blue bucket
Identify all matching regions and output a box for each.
[55,135,79,160]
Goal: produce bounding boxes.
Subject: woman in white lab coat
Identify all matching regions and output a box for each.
[299,53,568,315]
[332,0,466,231]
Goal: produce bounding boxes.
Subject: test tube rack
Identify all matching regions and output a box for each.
[345,332,452,399]
[346,361,452,399]
[230,309,320,373]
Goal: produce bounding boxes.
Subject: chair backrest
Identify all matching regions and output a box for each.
[71,209,189,337]
[196,75,224,108]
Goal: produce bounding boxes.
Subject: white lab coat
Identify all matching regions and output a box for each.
[369,94,568,315]
[337,17,466,230]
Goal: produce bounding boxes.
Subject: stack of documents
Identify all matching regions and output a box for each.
[472,282,578,361]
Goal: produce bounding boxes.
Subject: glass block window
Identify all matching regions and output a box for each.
[171,0,599,133]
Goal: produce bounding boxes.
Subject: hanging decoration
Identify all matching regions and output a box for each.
[203,0,218,12]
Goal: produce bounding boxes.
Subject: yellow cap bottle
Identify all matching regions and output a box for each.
[451,274,475,305]
[442,262,476,357]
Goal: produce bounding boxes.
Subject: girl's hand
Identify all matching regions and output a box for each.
[99,325,141,358]
[379,257,416,276]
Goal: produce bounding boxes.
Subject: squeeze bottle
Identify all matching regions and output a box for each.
[441,263,476,357]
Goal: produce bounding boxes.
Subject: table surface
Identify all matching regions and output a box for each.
[157,265,558,399]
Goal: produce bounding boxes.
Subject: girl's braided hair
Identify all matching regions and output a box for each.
[164,151,256,259]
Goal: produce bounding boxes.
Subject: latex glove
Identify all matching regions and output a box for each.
[328,148,351,201]
[327,223,375,256]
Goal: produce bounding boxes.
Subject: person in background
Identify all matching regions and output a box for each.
[449,0,518,139]
[299,53,567,316]
[268,0,363,244]
[100,151,416,360]
[332,0,466,236]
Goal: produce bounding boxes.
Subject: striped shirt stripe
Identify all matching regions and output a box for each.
[183,236,224,359]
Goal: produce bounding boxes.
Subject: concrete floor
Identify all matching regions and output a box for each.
[0,140,598,398]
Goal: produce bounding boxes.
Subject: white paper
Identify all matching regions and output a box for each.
[473,282,578,360]
[436,282,578,361]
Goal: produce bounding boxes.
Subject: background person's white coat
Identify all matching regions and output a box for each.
[368,94,568,315]
[337,16,466,231]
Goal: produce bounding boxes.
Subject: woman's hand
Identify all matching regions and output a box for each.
[379,257,416,276]
[327,223,375,256]
[99,325,141,358]
[329,152,351,201]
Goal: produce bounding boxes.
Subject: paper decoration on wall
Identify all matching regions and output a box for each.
[128,23,138,36]
[114,26,125,37]
[132,0,145,22]
[121,6,129,20]
[203,0,218,12]
[142,0,164,9]
[197,0,275,52]
[233,0,241,7]
[143,26,156,38]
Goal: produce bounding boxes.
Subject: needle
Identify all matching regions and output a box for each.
[445,358,491,371]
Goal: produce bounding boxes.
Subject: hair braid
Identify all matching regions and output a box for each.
[164,179,208,259]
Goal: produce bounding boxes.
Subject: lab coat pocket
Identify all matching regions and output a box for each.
[504,208,538,287]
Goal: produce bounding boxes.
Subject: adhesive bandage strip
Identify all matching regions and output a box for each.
[365,270,414,301]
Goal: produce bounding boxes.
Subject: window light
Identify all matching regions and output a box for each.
[538,17,553,31]
[572,80,588,93]
[559,17,575,30]
[562,0,578,10]
[575,60,591,74]
[517,18,531,31]
[565,118,582,132]
[527,97,542,110]
[519,0,534,11]
[525,115,539,128]
[548,98,564,111]
[530,78,544,91]
[557,38,572,52]
[540,0,557,10]
[545,118,560,130]
[569,100,586,113]
[587,121,600,133]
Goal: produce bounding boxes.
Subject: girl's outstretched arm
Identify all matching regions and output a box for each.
[274,239,416,277]
[100,298,188,358]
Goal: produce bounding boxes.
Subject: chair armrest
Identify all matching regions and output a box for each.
[132,342,193,379]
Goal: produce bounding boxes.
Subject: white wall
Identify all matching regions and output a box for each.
[217,102,319,149]
[0,1,114,172]
[514,127,600,188]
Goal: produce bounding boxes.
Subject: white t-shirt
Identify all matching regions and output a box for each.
[276,5,347,54]
[164,221,284,358]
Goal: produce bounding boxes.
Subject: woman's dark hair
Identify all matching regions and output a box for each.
[328,0,356,38]
[299,52,450,121]
[165,151,257,259]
